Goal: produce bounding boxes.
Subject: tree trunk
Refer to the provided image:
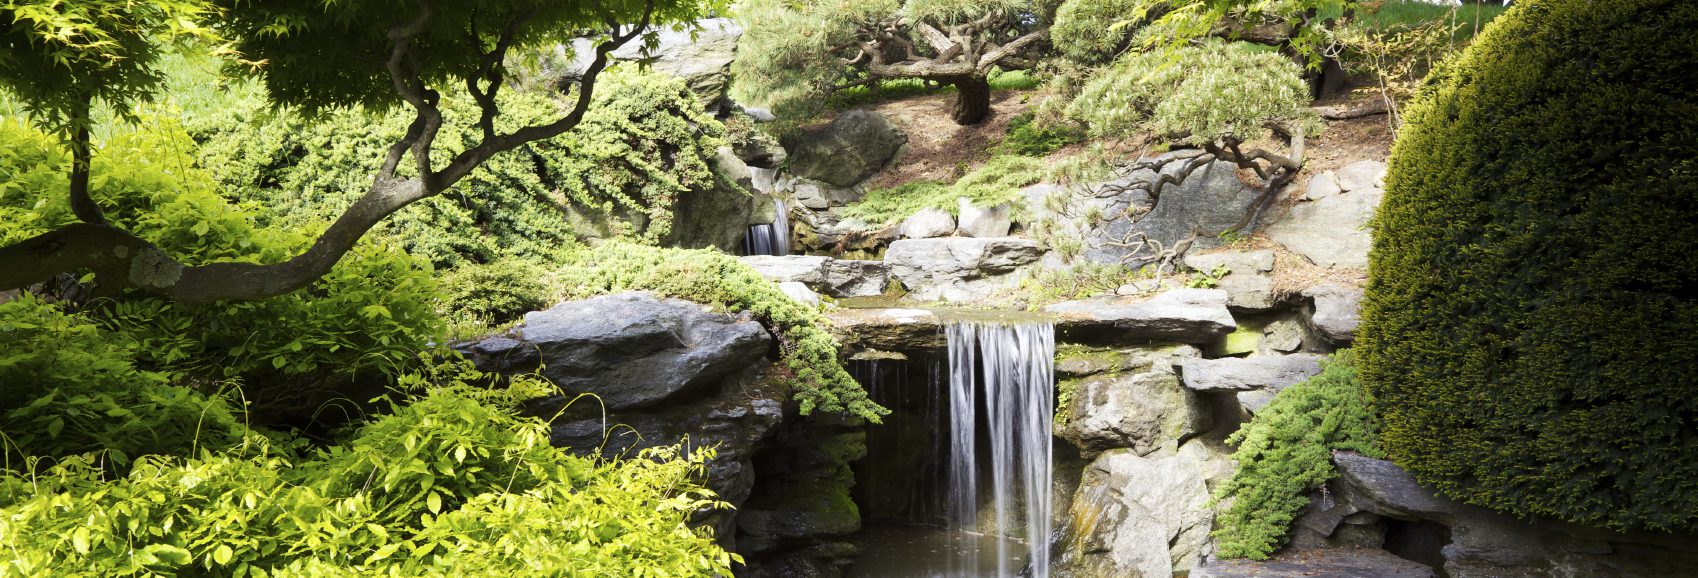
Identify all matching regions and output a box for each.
[951,76,991,125]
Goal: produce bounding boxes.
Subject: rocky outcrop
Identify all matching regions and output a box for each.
[1303,283,1363,344]
[785,110,906,188]
[1183,250,1279,310]
[1285,452,1698,578]
[1266,162,1385,269]
[885,237,1044,302]
[1045,289,1237,344]
[1056,441,1235,578]
[568,19,742,112]
[456,292,770,410]
[1060,345,1211,458]
[665,148,758,251]
[899,208,955,239]
[738,255,889,298]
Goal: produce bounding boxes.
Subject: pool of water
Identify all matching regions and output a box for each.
[848,524,1033,578]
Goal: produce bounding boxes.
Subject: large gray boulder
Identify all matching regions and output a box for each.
[885,237,1044,302]
[899,208,956,239]
[1304,283,1364,344]
[1266,179,1383,269]
[665,150,757,251]
[785,110,906,188]
[455,292,771,410]
[1044,289,1237,344]
[1182,250,1278,310]
[1060,345,1211,458]
[1076,155,1261,266]
[957,198,1012,238]
[1055,441,1234,578]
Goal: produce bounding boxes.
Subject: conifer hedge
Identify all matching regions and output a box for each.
[1359,0,1698,531]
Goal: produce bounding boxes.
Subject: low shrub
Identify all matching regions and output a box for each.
[1211,350,1381,559]
[1000,111,1086,157]
[1067,39,1315,143]
[839,155,1046,226]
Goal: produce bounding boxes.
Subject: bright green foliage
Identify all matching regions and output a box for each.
[551,242,887,422]
[1000,111,1086,156]
[0,118,443,392]
[1212,351,1380,559]
[439,258,552,328]
[1359,0,1698,531]
[1068,39,1314,144]
[0,359,735,576]
[1051,0,1144,64]
[0,0,214,133]
[1354,0,1508,36]
[0,294,250,471]
[187,68,727,268]
[840,155,1046,226]
[207,0,721,113]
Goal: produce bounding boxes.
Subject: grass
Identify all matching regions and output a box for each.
[1355,0,1510,40]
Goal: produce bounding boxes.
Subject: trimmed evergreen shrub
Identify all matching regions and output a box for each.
[1359,0,1698,531]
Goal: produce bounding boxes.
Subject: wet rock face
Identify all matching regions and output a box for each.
[1059,346,1210,459]
[455,292,771,410]
[1056,441,1235,578]
[885,237,1045,302]
[784,109,907,188]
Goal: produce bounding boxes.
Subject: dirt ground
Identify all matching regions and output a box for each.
[814,89,1040,188]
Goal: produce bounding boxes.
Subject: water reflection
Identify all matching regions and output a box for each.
[849,524,1032,578]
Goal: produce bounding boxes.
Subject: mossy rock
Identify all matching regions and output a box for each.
[1358,0,1698,531]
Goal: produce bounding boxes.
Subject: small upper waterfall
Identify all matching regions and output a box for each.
[742,167,790,256]
[947,320,1056,578]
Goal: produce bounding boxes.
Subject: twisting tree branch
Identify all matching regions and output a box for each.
[0,0,662,303]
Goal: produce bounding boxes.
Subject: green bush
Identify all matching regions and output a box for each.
[0,118,444,405]
[185,67,726,268]
[1359,0,1698,531]
[1051,0,1144,64]
[0,356,735,576]
[1212,351,1380,559]
[0,294,250,471]
[839,155,1046,226]
[551,242,886,422]
[439,258,552,329]
[1067,39,1314,143]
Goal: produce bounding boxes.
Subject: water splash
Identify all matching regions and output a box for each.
[947,321,1055,578]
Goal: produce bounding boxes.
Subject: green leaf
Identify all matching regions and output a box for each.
[46,416,63,439]
[213,544,234,565]
[426,492,442,514]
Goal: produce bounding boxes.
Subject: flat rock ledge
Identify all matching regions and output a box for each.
[1043,289,1236,344]
[825,307,943,351]
[1193,548,1436,578]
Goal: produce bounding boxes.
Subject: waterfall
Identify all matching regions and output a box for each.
[946,320,1056,578]
[742,167,790,256]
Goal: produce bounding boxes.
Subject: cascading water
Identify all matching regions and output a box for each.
[946,321,1056,578]
[742,167,790,256]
